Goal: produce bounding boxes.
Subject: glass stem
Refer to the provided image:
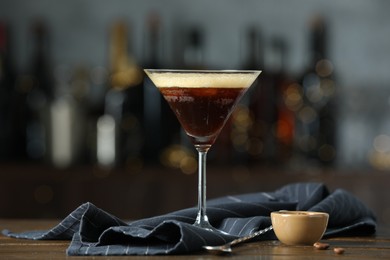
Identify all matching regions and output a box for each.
[194,145,212,229]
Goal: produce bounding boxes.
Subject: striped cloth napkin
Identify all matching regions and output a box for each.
[2,182,376,256]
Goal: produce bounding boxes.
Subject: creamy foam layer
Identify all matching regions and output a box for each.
[145,70,261,88]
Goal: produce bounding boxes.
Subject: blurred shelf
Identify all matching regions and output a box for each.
[0,163,389,225]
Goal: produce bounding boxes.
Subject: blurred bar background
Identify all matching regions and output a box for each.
[1,0,390,224]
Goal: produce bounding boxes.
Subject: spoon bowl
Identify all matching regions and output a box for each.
[203,225,273,254]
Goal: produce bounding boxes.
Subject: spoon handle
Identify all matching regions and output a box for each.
[229,225,273,246]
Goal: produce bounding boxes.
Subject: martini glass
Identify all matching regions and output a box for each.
[144,69,261,232]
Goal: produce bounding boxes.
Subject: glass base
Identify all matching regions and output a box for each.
[193,216,228,234]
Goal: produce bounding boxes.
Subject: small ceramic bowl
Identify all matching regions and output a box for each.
[271,210,329,246]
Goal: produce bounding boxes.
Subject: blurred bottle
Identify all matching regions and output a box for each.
[0,21,17,160]
[182,27,205,69]
[243,27,278,164]
[142,12,180,164]
[157,27,204,172]
[48,65,88,168]
[70,66,92,163]
[294,16,337,166]
[23,19,54,162]
[96,20,144,169]
[85,66,108,164]
[270,38,296,163]
[180,27,205,158]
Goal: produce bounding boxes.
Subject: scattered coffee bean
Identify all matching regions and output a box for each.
[313,242,330,250]
[334,247,345,254]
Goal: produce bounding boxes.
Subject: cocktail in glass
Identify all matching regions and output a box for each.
[144,69,261,232]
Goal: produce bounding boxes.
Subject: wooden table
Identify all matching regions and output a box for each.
[1,219,389,259]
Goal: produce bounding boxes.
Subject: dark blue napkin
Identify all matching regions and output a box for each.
[2,183,376,256]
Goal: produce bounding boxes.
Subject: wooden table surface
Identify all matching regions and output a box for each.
[1,219,389,259]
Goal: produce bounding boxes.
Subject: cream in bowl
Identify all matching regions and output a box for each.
[271,211,329,246]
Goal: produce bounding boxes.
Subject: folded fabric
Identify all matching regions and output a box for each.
[2,182,376,256]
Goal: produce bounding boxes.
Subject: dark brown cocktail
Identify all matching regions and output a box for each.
[159,87,247,146]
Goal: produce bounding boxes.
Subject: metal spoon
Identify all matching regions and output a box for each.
[203,225,273,254]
